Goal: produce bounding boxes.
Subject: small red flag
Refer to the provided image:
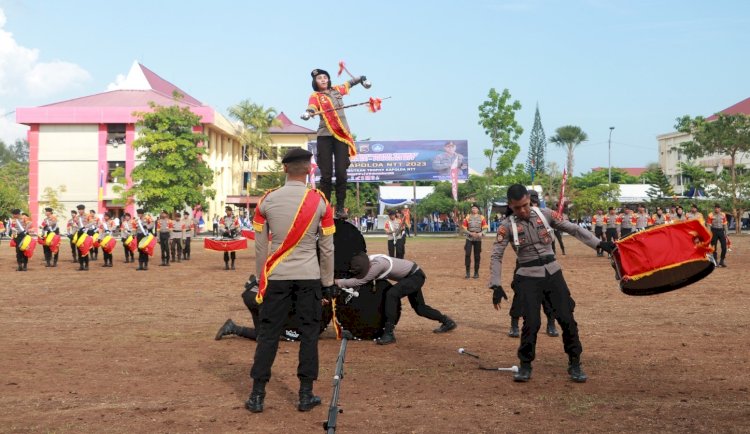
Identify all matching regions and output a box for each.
[368,97,382,113]
[338,61,346,77]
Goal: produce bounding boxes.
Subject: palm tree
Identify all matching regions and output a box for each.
[549,125,588,175]
[228,99,281,189]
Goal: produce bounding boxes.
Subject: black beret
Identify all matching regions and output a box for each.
[311,68,330,78]
[76,204,85,210]
[11,208,21,215]
[44,207,53,212]
[225,206,233,212]
[529,190,539,198]
[471,203,480,209]
[136,209,145,214]
[388,209,396,216]
[281,147,313,164]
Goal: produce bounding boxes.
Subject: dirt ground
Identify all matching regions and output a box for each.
[1,233,749,433]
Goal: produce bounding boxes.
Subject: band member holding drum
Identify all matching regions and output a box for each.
[707,203,728,268]
[10,208,30,271]
[591,208,606,257]
[302,68,366,219]
[67,210,79,263]
[99,212,116,267]
[462,203,488,279]
[220,206,240,270]
[41,207,60,268]
[120,213,136,263]
[87,209,101,261]
[336,252,457,345]
[247,148,335,414]
[489,184,614,383]
[135,209,154,271]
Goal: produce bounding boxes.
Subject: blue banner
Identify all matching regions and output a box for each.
[309,140,469,182]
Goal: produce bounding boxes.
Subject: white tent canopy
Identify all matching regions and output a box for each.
[617,184,652,203]
[378,186,434,214]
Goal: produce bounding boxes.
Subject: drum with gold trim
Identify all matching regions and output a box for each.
[138,233,157,256]
[610,220,715,296]
[100,234,117,254]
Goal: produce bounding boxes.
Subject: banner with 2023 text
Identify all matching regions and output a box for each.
[308,140,469,182]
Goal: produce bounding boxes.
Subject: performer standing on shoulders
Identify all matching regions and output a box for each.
[246,148,335,413]
[302,68,367,219]
[707,203,728,268]
[462,203,488,279]
[220,206,240,270]
[489,184,614,383]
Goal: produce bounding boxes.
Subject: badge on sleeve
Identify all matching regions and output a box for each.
[497,225,507,242]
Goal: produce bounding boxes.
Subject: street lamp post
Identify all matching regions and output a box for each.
[608,126,615,184]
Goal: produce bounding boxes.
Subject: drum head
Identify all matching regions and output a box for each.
[619,255,715,296]
[332,219,367,276]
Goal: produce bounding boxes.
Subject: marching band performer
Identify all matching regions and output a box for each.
[67,210,79,263]
[462,203,488,279]
[220,206,240,270]
[40,207,60,267]
[156,211,173,266]
[591,208,606,257]
[98,212,117,267]
[88,209,101,261]
[170,211,183,263]
[74,204,92,271]
[10,208,31,271]
[120,213,136,263]
[707,203,729,268]
[303,68,367,219]
[135,209,154,271]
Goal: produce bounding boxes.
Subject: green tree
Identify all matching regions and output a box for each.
[550,125,588,176]
[256,160,286,192]
[569,184,620,219]
[477,88,523,177]
[643,166,675,201]
[678,162,712,195]
[228,99,281,189]
[0,160,29,213]
[570,168,637,189]
[526,104,547,178]
[676,113,750,233]
[39,185,68,216]
[128,101,216,212]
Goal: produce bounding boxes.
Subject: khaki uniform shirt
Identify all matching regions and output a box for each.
[336,255,417,288]
[384,218,403,241]
[635,212,651,229]
[489,208,600,286]
[254,180,334,286]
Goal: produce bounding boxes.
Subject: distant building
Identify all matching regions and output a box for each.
[16,61,242,225]
[592,167,648,180]
[657,96,750,194]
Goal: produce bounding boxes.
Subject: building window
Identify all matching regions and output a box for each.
[107,124,126,145]
[243,172,251,189]
[107,161,125,183]
[259,147,278,160]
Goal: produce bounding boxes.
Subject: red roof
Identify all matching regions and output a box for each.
[592,167,647,177]
[41,89,202,108]
[707,96,750,121]
[269,112,315,134]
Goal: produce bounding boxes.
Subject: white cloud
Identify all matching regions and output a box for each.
[107,73,127,91]
[0,7,91,99]
[0,107,28,145]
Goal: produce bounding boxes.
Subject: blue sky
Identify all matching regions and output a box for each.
[1,0,749,175]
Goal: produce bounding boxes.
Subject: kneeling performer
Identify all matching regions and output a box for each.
[336,252,457,345]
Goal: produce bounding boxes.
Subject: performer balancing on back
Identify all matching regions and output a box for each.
[489,184,614,383]
[302,68,368,219]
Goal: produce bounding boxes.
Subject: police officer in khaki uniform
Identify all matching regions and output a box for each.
[156,211,172,266]
[246,148,334,414]
[634,204,652,232]
[169,211,183,263]
[489,184,614,383]
[603,207,618,244]
[619,207,636,238]
[462,203,488,279]
[707,203,729,267]
[220,206,240,270]
[10,209,31,271]
[384,210,404,258]
[135,209,154,271]
[591,208,606,256]
[41,207,60,267]
[686,204,704,223]
[182,211,194,260]
[67,210,79,263]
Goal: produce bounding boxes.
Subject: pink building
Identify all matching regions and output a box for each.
[16,62,242,226]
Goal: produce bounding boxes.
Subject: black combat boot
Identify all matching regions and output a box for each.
[465,268,470,279]
[45,259,51,267]
[513,362,532,382]
[53,256,58,267]
[473,265,480,279]
[297,380,322,412]
[214,319,238,340]
[136,260,144,271]
[335,204,348,220]
[231,259,235,270]
[433,316,457,333]
[568,357,588,383]
[23,260,28,271]
[376,323,396,345]
[508,317,520,338]
[546,315,559,337]
[245,381,266,413]
[17,263,23,272]
[224,261,229,271]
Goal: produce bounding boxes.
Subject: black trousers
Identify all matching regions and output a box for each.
[103,250,112,264]
[121,238,134,261]
[251,279,321,382]
[384,270,444,325]
[14,235,27,266]
[388,238,405,259]
[552,230,565,254]
[70,238,78,261]
[183,237,191,258]
[605,228,618,243]
[464,239,481,272]
[620,228,633,238]
[78,231,90,268]
[159,233,170,262]
[594,227,604,254]
[509,288,555,319]
[170,237,182,260]
[316,135,350,206]
[137,233,149,266]
[711,228,727,262]
[223,251,236,263]
[513,270,582,364]
[43,243,58,264]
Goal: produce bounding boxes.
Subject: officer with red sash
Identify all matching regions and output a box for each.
[303,68,367,218]
[246,148,335,414]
